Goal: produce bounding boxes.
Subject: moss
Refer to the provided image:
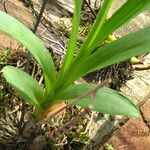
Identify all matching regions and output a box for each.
[0,50,11,64]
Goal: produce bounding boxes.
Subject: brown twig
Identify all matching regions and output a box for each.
[2,0,9,14]
[33,0,48,33]
[133,64,150,71]
[51,108,91,137]
[18,100,26,135]
[3,2,8,14]
[84,0,97,19]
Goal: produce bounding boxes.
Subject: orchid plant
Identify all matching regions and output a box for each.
[1,0,150,120]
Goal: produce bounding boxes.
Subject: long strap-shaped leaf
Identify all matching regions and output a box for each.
[56,0,112,89]
[55,0,150,90]
[0,11,56,99]
[55,84,140,118]
[60,0,83,73]
[74,0,113,61]
[75,0,150,61]
[64,27,150,86]
[56,0,83,92]
[2,66,44,114]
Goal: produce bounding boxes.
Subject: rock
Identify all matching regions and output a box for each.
[105,99,150,150]
[0,0,67,58]
[0,0,34,51]
[29,135,46,150]
[22,117,37,139]
[108,118,150,150]
[140,99,150,127]
[32,0,73,31]
[120,69,150,105]
[87,114,119,148]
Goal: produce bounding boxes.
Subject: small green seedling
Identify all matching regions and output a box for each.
[0,50,11,64]
[105,143,114,150]
[1,0,150,120]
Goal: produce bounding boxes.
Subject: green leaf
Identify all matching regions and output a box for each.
[56,0,112,90]
[55,84,95,100]
[55,84,140,117]
[56,0,83,91]
[75,87,140,117]
[75,0,113,61]
[2,66,44,110]
[56,0,150,90]
[61,0,83,73]
[65,27,150,85]
[0,11,56,100]
[77,0,150,59]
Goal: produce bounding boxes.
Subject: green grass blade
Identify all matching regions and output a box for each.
[65,27,150,85]
[55,84,140,117]
[0,11,56,100]
[75,0,113,61]
[2,66,44,108]
[60,0,83,73]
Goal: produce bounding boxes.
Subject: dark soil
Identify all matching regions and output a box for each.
[84,61,133,90]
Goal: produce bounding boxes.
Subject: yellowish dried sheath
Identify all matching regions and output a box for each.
[37,102,66,121]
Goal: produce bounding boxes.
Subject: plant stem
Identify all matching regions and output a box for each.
[3,0,9,14]
[53,108,91,136]
[84,0,97,18]
[40,81,107,124]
